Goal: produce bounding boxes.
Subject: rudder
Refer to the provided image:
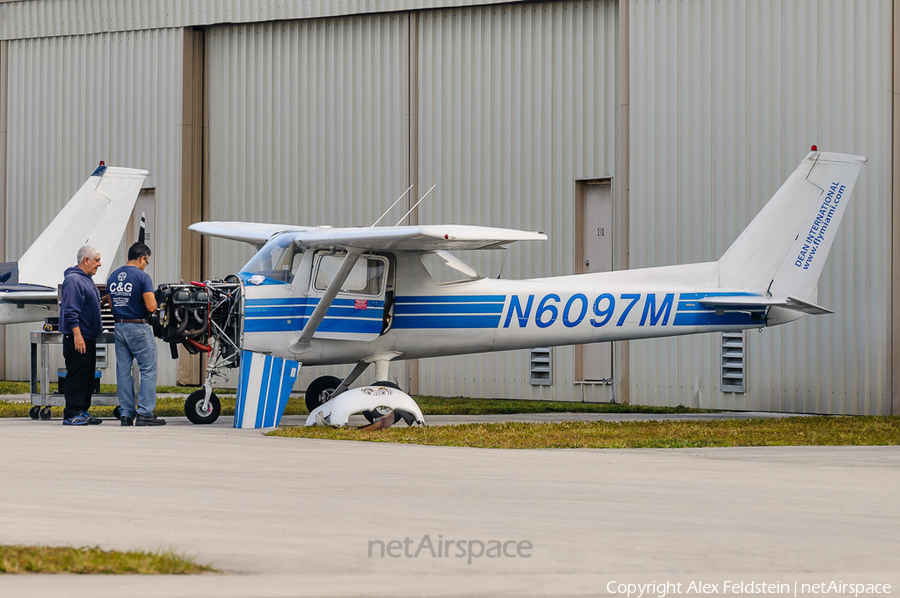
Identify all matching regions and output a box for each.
[718,151,865,302]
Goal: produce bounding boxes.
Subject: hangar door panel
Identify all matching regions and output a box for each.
[206,17,410,282]
[580,181,613,381]
[415,1,618,399]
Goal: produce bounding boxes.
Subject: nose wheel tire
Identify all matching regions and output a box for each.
[305,376,343,412]
[185,390,221,425]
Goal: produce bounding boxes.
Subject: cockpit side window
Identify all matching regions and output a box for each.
[314,253,386,296]
[240,233,303,283]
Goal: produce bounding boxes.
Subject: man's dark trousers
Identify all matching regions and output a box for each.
[62,335,97,420]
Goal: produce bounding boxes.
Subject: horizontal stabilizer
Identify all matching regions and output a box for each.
[698,294,832,315]
[0,288,58,304]
[784,295,833,315]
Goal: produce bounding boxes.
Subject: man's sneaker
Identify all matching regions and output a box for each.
[81,411,102,425]
[63,415,89,426]
[120,416,134,426]
[135,414,166,426]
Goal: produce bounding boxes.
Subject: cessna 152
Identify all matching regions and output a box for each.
[152,149,864,427]
[0,163,149,324]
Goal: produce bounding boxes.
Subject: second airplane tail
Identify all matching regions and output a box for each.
[717,150,866,306]
[17,163,149,288]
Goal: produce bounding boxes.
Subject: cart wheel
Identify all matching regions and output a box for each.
[184,390,221,425]
[29,406,40,420]
[113,406,121,420]
[39,406,52,420]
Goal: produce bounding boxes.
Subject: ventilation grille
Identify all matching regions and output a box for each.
[721,332,745,393]
[529,347,552,386]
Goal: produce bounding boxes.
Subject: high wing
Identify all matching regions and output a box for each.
[294,225,547,251]
[189,222,316,249]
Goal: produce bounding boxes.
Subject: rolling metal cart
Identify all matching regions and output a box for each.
[29,330,118,420]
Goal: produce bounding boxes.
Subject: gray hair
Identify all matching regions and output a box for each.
[76,245,100,265]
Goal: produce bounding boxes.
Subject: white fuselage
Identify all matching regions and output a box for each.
[238,250,795,366]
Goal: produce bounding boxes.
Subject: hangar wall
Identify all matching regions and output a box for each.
[414,1,619,400]
[205,14,412,386]
[3,28,185,385]
[201,2,618,396]
[0,0,895,414]
[627,0,892,414]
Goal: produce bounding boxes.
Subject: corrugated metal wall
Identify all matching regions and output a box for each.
[415,1,619,400]
[0,0,521,41]
[205,15,410,386]
[1,0,893,412]
[628,0,892,414]
[5,28,184,384]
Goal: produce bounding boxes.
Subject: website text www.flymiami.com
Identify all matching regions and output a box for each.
[606,581,891,597]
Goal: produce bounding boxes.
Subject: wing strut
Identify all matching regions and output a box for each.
[291,248,364,351]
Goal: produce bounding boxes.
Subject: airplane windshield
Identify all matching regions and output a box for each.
[420,251,484,284]
[240,233,302,283]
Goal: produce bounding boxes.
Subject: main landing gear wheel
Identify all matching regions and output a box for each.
[185,390,221,425]
[362,381,403,424]
[39,406,52,420]
[29,406,40,420]
[305,375,342,412]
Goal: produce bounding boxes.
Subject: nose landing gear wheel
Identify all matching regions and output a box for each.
[305,375,342,412]
[184,390,221,425]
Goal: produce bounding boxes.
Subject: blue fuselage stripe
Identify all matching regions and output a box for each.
[393,315,501,329]
[395,303,504,315]
[395,295,505,304]
[672,312,761,327]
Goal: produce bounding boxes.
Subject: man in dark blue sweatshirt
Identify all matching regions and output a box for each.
[59,245,104,425]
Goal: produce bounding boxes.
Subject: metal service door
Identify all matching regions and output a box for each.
[580,181,613,381]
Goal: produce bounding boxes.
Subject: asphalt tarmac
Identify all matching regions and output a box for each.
[0,414,897,597]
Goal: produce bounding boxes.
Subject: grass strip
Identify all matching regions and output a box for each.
[267,416,900,449]
[0,545,214,574]
[0,380,236,396]
[0,395,709,419]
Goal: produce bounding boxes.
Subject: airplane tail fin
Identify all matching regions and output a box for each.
[17,163,149,288]
[717,150,866,303]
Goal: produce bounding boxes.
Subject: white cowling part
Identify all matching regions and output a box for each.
[305,386,425,427]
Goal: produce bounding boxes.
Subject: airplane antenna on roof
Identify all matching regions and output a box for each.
[370,184,413,227]
[395,184,436,226]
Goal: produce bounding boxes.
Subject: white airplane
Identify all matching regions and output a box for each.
[154,149,865,427]
[0,162,149,324]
